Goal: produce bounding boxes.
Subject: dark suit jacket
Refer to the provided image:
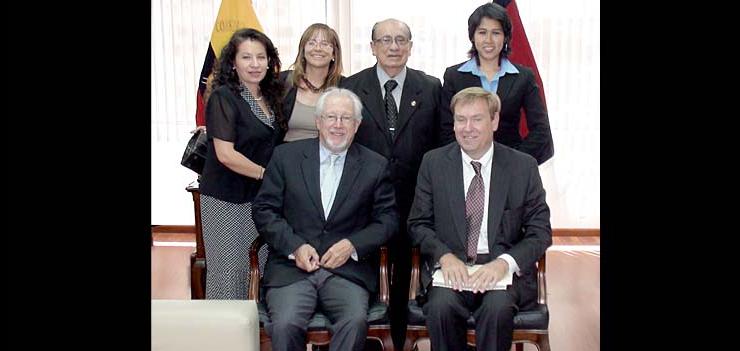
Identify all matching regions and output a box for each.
[341,65,454,216]
[252,138,398,293]
[408,141,552,306]
[279,70,345,124]
[441,61,554,165]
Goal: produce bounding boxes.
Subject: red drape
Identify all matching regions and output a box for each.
[495,0,547,137]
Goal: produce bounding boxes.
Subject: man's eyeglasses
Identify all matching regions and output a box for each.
[306,40,333,50]
[373,35,410,47]
[321,115,355,125]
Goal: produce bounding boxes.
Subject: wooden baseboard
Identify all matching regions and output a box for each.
[152,225,599,237]
[552,228,599,237]
[151,225,195,234]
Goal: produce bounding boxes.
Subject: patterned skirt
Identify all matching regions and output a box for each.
[200,194,268,299]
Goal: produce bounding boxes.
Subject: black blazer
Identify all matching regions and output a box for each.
[252,138,398,293]
[441,61,554,165]
[341,65,454,216]
[279,70,345,124]
[199,85,284,203]
[408,141,552,306]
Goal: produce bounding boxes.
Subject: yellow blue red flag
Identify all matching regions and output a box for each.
[195,0,263,126]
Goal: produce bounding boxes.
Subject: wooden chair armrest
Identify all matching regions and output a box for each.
[537,252,547,305]
[409,247,421,300]
[185,185,206,259]
[246,242,391,304]
[379,246,389,304]
[248,236,265,301]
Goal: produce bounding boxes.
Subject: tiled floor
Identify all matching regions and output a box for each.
[151,232,599,351]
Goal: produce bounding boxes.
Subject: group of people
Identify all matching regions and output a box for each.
[195,3,553,351]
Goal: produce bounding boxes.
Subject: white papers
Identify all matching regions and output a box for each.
[432,265,512,291]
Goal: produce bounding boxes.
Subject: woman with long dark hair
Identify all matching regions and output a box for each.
[198,28,285,299]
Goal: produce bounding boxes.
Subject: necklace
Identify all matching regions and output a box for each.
[240,81,263,101]
[301,76,323,93]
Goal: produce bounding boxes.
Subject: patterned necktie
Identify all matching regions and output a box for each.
[321,154,340,218]
[384,79,399,139]
[465,161,485,263]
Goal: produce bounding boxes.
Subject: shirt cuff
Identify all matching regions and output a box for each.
[288,254,295,260]
[497,254,520,276]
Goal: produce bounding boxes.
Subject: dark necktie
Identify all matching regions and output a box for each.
[465,161,485,263]
[384,79,399,139]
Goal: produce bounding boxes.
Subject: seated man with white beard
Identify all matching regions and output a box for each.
[252,88,398,351]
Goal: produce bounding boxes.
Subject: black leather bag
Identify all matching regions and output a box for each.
[181,129,208,174]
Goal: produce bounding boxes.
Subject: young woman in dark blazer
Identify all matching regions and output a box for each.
[441,2,553,164]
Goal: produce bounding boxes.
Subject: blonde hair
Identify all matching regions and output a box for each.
[450,87,501,118]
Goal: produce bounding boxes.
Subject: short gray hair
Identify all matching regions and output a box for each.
[315,88,363,121]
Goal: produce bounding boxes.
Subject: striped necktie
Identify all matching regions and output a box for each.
[465,161,485,263]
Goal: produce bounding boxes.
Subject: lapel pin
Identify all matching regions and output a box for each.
[411,100,417,107]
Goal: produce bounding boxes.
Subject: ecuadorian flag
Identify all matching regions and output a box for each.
[195,0,263,126]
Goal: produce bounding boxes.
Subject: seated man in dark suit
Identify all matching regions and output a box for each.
[252,88,398,351]
[408,87,552,351]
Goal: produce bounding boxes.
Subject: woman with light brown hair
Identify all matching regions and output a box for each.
[280,23,345,142]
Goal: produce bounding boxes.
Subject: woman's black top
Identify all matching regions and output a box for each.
[199,85,284,203]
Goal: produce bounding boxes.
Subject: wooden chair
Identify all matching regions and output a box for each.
[248,236,395,351]
[186,183,206,300]
[404,247,550,351]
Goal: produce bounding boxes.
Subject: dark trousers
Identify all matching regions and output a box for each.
[389,213,411,349]
[422,285,519,351]
[265,268,370,351]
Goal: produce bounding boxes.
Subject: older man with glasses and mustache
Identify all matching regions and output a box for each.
[253,88,398,351]
[341,18,455,349]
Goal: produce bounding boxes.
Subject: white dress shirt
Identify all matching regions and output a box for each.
[319,143,347,218]
[460,144,520,276]
[376,65,407,108]
[290,143,357,261]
